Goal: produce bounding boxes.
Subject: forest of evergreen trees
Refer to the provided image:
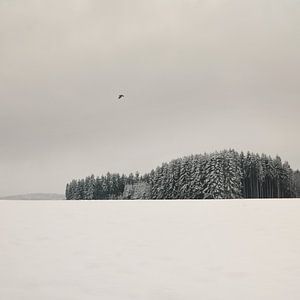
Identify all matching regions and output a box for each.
[65,172,143,200]
[66,150,299,200]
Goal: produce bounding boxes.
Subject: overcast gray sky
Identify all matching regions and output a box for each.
[0,0,299,196]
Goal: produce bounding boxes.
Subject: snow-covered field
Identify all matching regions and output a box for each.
[0,200,299,300]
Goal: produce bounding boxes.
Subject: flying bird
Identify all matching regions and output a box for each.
[118,94,125,100]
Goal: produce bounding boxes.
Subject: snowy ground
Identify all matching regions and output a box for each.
[0,200,300,300]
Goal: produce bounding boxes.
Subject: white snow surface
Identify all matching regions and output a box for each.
[0,200,300,300]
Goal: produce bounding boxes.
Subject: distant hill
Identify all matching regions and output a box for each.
[0,193,65,200]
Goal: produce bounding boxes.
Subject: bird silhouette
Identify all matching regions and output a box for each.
[118,94,124,99]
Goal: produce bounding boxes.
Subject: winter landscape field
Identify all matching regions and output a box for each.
[0,200,299,300]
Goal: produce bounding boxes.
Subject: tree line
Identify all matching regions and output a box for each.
[66,149,299,199]
[66,172,144,200]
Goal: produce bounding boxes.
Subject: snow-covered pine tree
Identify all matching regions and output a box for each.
[94,176,102,199]
[192,154,206,199]
[179,157,190,199]
[73,179,82,200]
[156,165,166,199]
[163,163,173,199]
[172,159,182,199]
[203,151,226,199]
[244,152,252,198]
[222,150,242,199]
[167,160,177,199]
[111,174,118,198]
[257,157,265,198]
[65,183,71,200]
[150,167,162,199]
[85,175,95,200]
[273,156,283,198]
[68,179,77,199]
[160,163,170,199]
[282,162,296,197]
[260,154,269,198]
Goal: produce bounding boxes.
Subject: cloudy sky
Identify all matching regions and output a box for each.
[0,0,299,196]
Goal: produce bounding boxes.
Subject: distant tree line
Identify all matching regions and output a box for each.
[66,150,299,200]
[66,172,144,200]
